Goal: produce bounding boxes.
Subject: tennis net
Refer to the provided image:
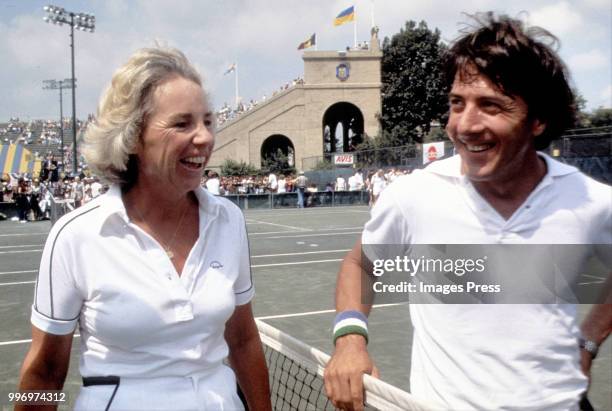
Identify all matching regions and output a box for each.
[256,320,435,411]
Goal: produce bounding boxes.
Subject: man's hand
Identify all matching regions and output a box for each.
[580,349,593,388]
[324,334,379,411]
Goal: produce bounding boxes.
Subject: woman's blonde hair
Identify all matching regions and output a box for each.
[82,46,202,187]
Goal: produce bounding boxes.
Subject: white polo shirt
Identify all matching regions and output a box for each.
[363,154,611,410]
[31,185,254,380]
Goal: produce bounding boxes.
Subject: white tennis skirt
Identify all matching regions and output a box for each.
[74,365,245,410]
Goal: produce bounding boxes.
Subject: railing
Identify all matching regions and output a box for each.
[49,195,74,224]
[222,190,368,210]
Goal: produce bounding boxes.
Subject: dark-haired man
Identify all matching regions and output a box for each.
[324,13,611,411]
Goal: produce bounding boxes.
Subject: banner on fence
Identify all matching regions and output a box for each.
[422,142,445,165]
[334,153,354,166]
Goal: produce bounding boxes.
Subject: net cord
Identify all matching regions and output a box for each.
[256,319,438,411]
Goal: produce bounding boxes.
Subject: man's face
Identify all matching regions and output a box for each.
[446,71,545,185]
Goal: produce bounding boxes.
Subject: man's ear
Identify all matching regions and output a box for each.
[532,119,547,137]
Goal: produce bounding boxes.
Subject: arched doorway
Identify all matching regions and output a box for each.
[322,102,364,155]
[260,134,295,172]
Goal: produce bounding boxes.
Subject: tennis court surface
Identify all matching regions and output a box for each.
[1,205,610,410]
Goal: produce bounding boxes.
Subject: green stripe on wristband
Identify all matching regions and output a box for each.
[333,325,369,345]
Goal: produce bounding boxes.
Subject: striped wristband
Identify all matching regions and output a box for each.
[333,310,368,345]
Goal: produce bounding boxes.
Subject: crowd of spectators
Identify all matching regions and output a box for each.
[1,117,88,147]
[200,167,412,207]
[215,77,304,127]
[2,140,412,219]
[1,168,105,222]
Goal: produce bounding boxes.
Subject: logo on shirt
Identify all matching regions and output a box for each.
[210,261,224,269]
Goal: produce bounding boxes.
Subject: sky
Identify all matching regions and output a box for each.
[0,0,610,122]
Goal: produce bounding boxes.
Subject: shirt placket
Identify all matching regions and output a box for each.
[130,221,195,322]
[463,174,554,243]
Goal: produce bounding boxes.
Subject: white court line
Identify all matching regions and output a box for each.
[581,274,605,280]
[0,334,81,347]
[0,280,36,286]
[252,249,349,258]
[255,303,406,320]
[0,259,343,285]
[245,206,368,215]
[578,281,605,286]
[0,232,48,237]
[250,227,362,236]
[0,250,42,255]
[0,244,43,249]
[262,231,361,240]
[252,259,342,268]
[0,270,37,276]
[246,219,311,232]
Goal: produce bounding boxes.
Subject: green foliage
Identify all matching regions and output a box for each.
[424,125,448,142]
[574,92,591,127]
[312,158,335,170]
[220,159,259,177]
[354,132,418,168]
[380,20,449,145]
[261,149,296,175]
[589,107,612,127]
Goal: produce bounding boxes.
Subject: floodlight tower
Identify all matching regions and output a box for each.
[42,79,75,166]
[43,5,95,173]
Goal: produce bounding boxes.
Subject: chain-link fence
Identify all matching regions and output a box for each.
[302,130,611,183]
[301,142,455,171]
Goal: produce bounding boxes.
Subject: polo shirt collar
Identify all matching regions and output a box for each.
[98,184,227,233]
[425,152,579,180]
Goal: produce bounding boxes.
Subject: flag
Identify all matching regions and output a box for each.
[297,33,316,50]
[224,63,236,75]
[334,5,355,26]
[0,143,42,175]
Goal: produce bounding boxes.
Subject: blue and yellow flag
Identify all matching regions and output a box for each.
[0,144,42,176]
[334,6,355,26]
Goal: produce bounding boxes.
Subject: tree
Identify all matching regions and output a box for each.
[220,159,258,177]
[380,20,449,145]
[261,149,296,175]
[589,107,612,127]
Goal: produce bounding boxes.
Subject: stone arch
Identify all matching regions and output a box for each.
[260,134,295,169]
[322,102,364,155]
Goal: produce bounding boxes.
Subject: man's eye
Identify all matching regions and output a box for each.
[482,101,502,113]
[449,99,463,109]
[175,122,188,128]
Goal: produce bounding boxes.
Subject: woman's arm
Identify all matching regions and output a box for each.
[16,326,74,411]
[225,303,272,411]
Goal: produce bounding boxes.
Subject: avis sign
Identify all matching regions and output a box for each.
[334,154,354,166]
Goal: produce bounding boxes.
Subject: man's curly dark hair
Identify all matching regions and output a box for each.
[444,12,577,149]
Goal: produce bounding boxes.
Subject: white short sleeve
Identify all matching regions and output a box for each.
[31,218,83,335]
[361,180,411,262]
[234,212,254,305]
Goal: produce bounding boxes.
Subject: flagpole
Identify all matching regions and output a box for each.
[234,63,239,108]
[370,0,375,29]
[353,6,357,48]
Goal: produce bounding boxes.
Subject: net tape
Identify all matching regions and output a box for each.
[257,319,435,411]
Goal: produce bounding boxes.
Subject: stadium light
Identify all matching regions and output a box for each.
[42,78,76,166]
[43,5,95,174]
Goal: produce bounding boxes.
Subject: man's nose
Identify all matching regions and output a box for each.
[455,104,485,136]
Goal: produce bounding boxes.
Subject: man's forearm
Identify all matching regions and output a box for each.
[581,303,612,345]
[335,239,374,314]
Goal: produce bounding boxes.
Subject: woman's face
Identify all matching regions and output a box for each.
[137,75,215,195]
